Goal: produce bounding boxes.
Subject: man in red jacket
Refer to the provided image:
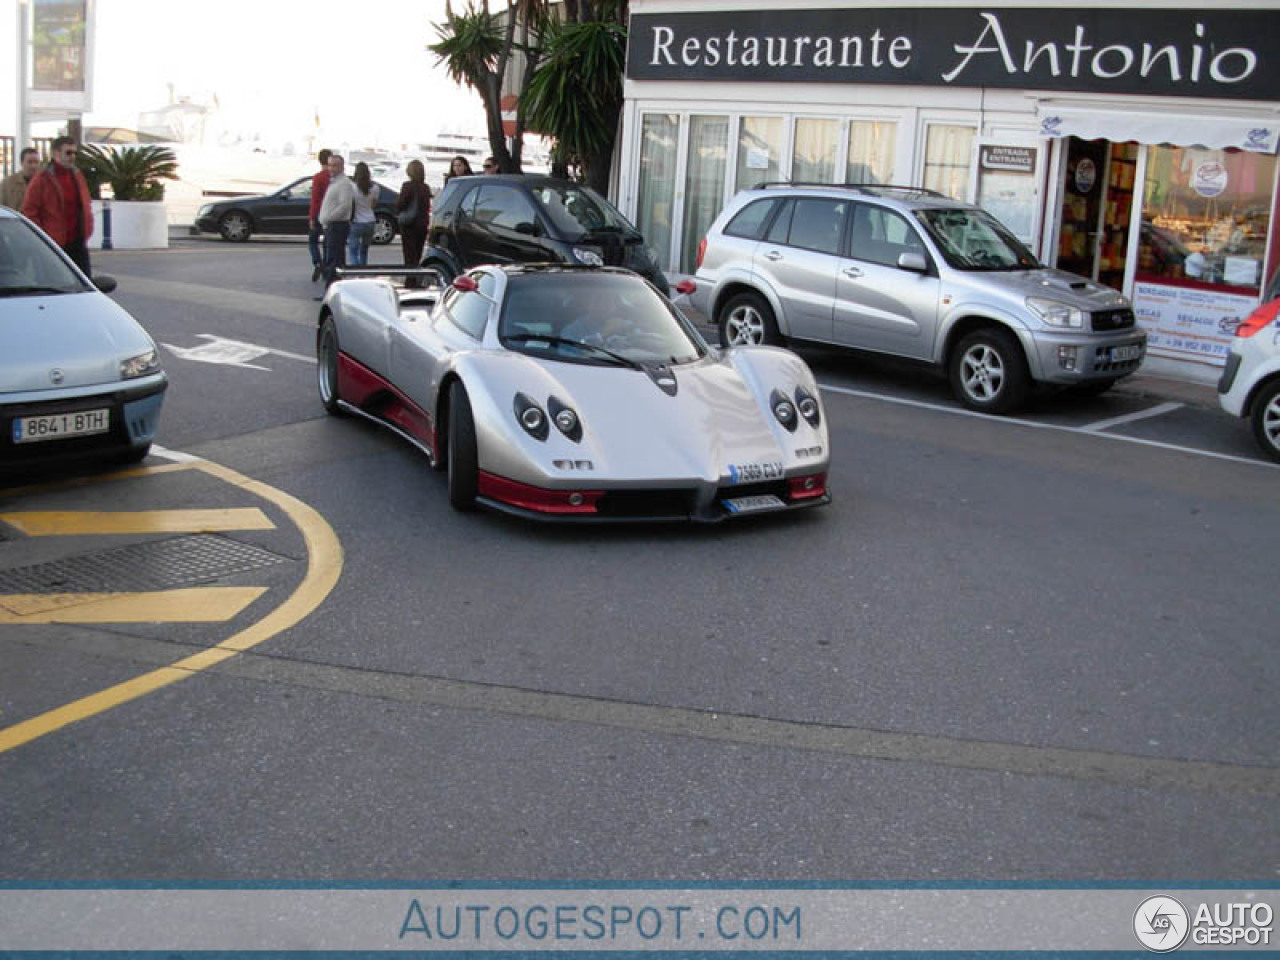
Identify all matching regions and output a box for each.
[308,148,332,282]
[22,136,95,277]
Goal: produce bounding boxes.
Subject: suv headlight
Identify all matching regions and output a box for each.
[572,247,604,267]
[1026,297,1085,329]
[120,349,160,379]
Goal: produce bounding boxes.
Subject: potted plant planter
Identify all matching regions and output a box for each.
[89,199,169,250]
[79,145,178,251]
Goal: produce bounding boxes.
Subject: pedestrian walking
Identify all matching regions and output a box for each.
[347,162,377,268]
[21,137,94,277]
[444,156,473,183]
[318,154,354,291]
[396,159,432,288]
[308,148,332,282]
[0,147,40,210]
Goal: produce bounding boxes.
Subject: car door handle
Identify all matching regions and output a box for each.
[763,250,783,262]
[842,266,864,279]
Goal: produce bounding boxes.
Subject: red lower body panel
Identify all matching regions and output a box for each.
[478,471,604,515]
[337,352,436,457]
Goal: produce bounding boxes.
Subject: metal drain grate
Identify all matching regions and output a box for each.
[0,534,292,594]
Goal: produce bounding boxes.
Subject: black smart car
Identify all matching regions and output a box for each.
[421,175,668,293]
[193,176,401,245]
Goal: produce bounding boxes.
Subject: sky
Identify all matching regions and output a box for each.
[1,0,489,150]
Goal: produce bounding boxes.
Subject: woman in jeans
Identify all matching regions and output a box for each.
[347,162,378,267]
[397,159,432,286]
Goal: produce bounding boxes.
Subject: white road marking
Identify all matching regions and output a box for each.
[149,445,202,463]
[1081,401,1183,433]
[816,382,1280,470]
[161,334,316,371]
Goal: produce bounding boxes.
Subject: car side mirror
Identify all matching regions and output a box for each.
[93,274,118,293]
[897,252,928,273]
[514,221,541,237]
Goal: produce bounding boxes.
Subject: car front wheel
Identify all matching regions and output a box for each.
[373,213,396,245]
[1250,379,1280,463]
[447,381,478,510]
[218,211,252,242]
[949,328,1029,414]
[718,291,781,347]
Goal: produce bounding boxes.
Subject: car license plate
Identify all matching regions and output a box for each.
[12,408,110,444]
[1109,344,1142,362]
[722,494,786,515]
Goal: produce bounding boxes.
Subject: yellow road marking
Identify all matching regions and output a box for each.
[0,458,343,754]
[0,508,275,536]
[0,587,267,623]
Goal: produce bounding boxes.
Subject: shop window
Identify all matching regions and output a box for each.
[636,114,679,273]
[1137,146,1276,294]
[923,124,975,201]
[680,116,729,274]
[736,116,783,191]
[792,118,840,183]
[847,121,896,185]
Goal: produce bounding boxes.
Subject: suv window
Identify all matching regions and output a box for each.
[724,199,780,240]
[786,198,848,256]
[765,200,794,244]
[443,273,496,339]
[468,185,538,231]
[849,204,927,268]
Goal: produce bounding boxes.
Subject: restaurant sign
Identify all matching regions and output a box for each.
[627,8,1280,101]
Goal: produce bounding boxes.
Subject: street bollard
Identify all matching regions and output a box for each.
[101,199,113,251]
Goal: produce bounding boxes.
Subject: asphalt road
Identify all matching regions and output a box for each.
[1,236,1277,881]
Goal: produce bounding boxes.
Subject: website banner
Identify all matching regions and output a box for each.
[0,886,1275,953]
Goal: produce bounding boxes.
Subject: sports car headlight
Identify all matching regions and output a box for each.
[120,349,160,379]
[1026,297,1085,329]
[572,247,604,267]
[794,386,821,427]
[770,389,798,432]
[514,392,549,441]
[546,395,583,442]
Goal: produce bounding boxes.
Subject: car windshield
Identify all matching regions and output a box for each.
[915,207,1040,271]
[499,272,706,367]
[0,219,91,296]
[528,183,639,243]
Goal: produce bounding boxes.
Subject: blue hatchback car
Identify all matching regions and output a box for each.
[0,207,166,471]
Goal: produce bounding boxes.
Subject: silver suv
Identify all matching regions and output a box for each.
[690,184,1147,413]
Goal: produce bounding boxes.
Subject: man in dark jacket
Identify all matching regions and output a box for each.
[21,137,94,276]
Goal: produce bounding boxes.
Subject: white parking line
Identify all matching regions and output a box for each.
[1080,401,1183,433]
[816,382,1280,470]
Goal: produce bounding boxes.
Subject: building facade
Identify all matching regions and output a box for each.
[616,0,1280,382]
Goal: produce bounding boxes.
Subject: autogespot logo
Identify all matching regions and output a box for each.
[1134,896,1190,952]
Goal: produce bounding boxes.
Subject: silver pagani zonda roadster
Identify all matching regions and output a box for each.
[316,264,831,521]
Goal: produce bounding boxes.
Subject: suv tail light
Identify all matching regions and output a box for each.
[1235,299,1280,339]
[696,236,707,269]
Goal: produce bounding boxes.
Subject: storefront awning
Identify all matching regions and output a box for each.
[1036,101,1280,154]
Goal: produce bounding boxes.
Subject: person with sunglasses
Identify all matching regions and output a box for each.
[21,136,95,277]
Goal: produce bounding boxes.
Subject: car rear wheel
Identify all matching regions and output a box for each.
[373,213,396,245]
[949,328,1029,414]
[218,211,252,242]
[1250,379,1280,463]
[447,381,478,510]
[317,316,344,416]
[718,291,781,347]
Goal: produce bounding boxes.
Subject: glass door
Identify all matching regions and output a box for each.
[1056,136,1107,279]
[679,116,729,274]
[636,114,679,275]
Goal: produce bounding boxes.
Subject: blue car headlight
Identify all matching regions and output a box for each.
[120,349,160,379]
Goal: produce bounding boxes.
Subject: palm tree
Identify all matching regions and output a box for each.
[430,0,550,173]
[77,145,178,201]
[522,6,626,193]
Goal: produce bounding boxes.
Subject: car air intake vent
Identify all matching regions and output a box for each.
[1092,308,1135,332]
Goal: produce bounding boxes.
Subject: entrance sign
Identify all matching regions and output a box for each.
[627,8,1280,102]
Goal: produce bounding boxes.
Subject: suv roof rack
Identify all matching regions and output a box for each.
[753,181,948,199]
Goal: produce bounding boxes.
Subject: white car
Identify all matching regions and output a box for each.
[1218,297,1280,462]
